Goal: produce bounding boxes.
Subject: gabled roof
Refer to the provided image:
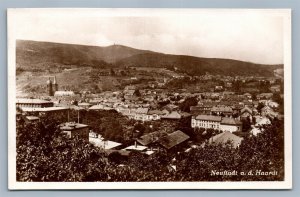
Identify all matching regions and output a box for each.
[241,106,253,114]
[137,131,168,146]
[208,131,243,148]
[158,130,190,149]
[195,115,222,122]
[162,111,182,119]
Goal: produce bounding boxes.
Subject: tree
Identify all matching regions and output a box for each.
[242,117,251,132]
[133,89,141,97]
[179,96,198,112]
[257,102,265,114]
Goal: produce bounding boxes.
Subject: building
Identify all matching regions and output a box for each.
[219,117,242,133]
[158,130,190,150]
[261,106,276,117]
[54,91,75,97]
[47,77,53,96]
[134,107,149,121]
[255,117,271,127]
[190,105,212,115]
[208,131,243,148]
[25,116,40,123]
[191,115,242,132]
[16,98,54,108]
[211,106,233,116]
[137,131,168,146]
[240,106,253,119]
[46,76,59,96]
[192,115,222,130]
[53,76,58,92]
[60,122,89,142]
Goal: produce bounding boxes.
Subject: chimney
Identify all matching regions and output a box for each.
[134,140,137,148]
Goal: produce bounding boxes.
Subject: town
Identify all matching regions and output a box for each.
[16,65,285,182]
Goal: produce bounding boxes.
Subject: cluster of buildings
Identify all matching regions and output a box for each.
[16,74,283,155]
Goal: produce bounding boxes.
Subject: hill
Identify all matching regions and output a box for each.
[16,40,282,77]
[117,53,282,77]
[16,40,154,67]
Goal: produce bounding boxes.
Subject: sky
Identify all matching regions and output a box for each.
[10,9,287,64]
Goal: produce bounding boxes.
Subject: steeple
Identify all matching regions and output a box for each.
[53,76,58,92]
[47,77,53,96]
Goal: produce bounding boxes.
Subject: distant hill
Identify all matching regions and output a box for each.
[16,40,154,66]
[117,53,282,77]
[16,40,283,77]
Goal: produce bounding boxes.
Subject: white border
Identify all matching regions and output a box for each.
[7,8,292,190]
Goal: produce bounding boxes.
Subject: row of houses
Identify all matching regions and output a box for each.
[191,115,242,133]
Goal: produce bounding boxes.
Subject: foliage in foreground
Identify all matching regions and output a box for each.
[16,117,284,182]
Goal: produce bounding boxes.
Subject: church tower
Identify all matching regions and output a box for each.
[53,76,58,92]
[47,77,53,96]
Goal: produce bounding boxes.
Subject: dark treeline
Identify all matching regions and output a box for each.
[16,114,284,182]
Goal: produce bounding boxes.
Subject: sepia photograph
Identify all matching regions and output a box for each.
[7,8,292,189]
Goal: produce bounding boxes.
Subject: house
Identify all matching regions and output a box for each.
[211,106,233,116]
[137,131,168,146]
[243,93,252,99]
[267,100,279,108]
[191,115,222,130]
[257,93,273,100]
[161,111,182,120]
[190,105,210,115]
[208,131,243,148]
[89,137,122,150]
[147,110,165,120]
[25,116,40,123]
[158,130,190,150]
[192,115,242,132]
[250,127,262,136]
[240,106,253,119]
[255,117,271,127]
[54,91,75,97]
[219,117,242,133]
[261,106,277,117]
[60,122,89,142]
[134,107,149,121]
[78,102,92,109]
[270,85,281,93]
[215,85,223,91]
[123,144,148,151]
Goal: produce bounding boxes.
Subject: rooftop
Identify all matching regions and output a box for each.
[20,106,68,112]
[195,115,222,122]
[16,98,53,104]
[123,145,148,151]
[158,130,190,149]
[60,122,89,130]
[89,137,122,150]
[137,131,168,146]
